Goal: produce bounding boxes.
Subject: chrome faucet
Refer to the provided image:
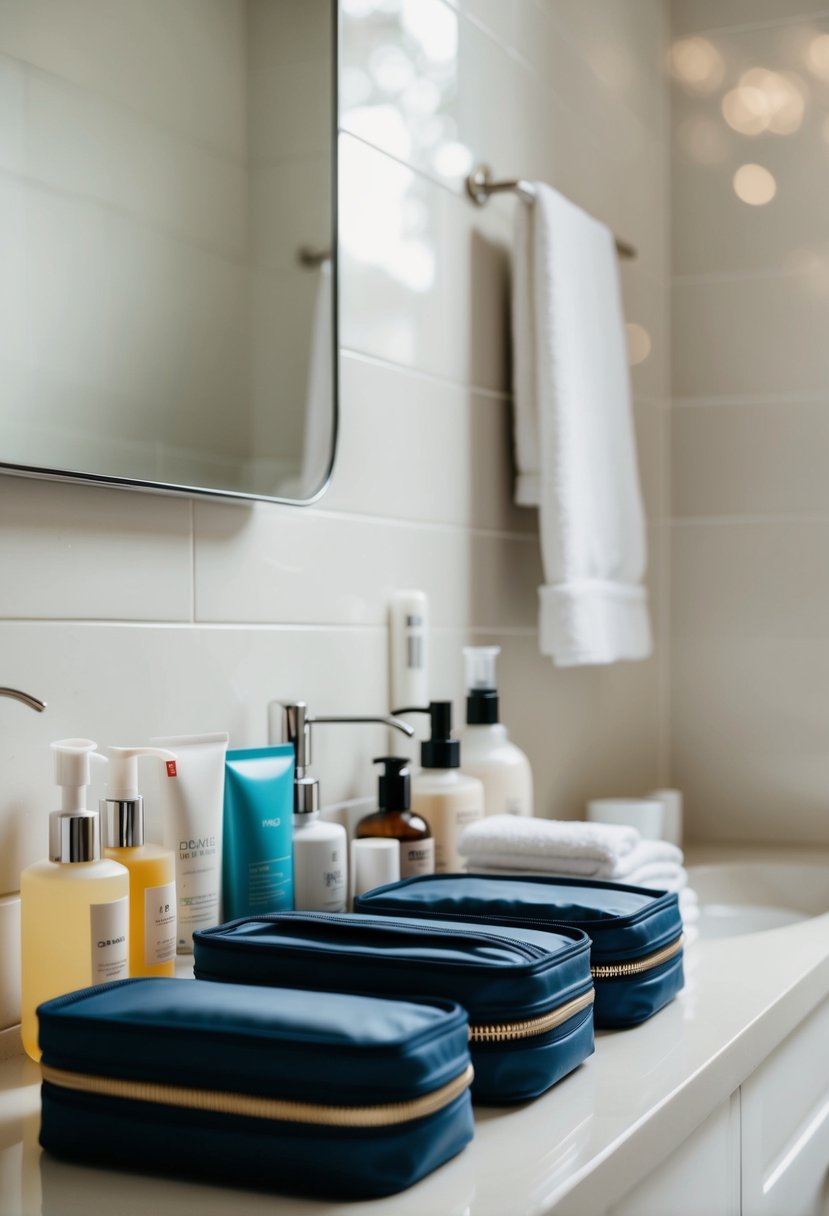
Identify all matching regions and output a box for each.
[280,701,414,815]
[0,688,47,713]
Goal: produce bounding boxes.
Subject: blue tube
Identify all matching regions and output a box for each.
[223,746,294,918]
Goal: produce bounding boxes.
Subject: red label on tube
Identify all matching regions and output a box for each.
[166,761,177,777]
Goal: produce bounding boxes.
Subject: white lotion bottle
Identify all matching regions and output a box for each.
[280,703,415,911]
[459,647,533,817]
[392,702,484,873]
[293,813,347,913]
[21,740,129,1061]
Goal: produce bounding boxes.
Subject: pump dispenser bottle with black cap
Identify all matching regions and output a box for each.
[391,702,484,873]
[20,739,130,1061]
[460,647,533,817]
[356,758,435,878]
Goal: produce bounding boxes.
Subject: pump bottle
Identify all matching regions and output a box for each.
[459,647,533,817]
[392,702,484,873]
[20,739,130,1061]
[356,757,434,878]
[102,746,178,978]
[280,703,414,910]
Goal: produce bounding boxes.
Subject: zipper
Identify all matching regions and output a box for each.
[470,988,594,1044]
[590,934,683,980]
[41,1062,474,1129]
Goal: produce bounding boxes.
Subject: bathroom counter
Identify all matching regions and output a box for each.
[2,843,829,1216]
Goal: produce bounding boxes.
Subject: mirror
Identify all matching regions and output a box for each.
[0,0,337,503]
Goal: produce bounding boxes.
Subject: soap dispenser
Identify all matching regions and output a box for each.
[102,746,178,978]
[281,703,414,911]
[356,757,435,878]
[460,647,533,817]
[20,739,130,1061]
[391,702,484,873]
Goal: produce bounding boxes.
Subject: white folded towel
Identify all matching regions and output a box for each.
[460,816,681,879]
[459,816,638,872]
[512,183,652,666]
[624,862,688,892]
[679,888,699,926]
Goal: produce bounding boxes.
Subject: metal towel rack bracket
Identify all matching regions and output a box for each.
[465,165,637,260]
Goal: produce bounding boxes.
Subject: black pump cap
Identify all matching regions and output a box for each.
[373,756,410,811]
[466,689,499,725]
[392,701,460,769]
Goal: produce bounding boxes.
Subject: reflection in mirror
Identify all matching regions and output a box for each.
[0,0,336,502]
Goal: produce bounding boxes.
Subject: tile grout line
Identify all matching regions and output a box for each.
[340,347,513,402]
[671,513,829,527]
[673,394,829,408]
[0,619,539,637]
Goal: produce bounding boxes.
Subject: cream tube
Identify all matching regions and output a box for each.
[150,732,229,953]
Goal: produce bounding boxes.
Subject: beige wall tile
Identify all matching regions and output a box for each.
[193,500,540,630]
[671,638,829,844]
[672,519,829,642]
[673,401,829,518]
[326,353,535,534]
[0,478,192,621]
[673,272,829,400]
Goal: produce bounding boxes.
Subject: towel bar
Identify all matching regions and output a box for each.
[465,165,637,260]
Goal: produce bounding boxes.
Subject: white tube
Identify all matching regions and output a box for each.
[150,732,229,953]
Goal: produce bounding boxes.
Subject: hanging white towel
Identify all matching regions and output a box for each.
[512,185,652,666]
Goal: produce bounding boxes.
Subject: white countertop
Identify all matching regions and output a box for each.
[2,844,829,1216]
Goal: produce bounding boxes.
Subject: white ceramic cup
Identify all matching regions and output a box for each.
[586,798,665,841]
[350,837,400,903]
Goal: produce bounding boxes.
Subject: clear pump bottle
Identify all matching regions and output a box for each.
[102,746,178,978]
[460,647,533,817]
[392,702,484,873]
[356,757,435,878]
[20,739,130,1061]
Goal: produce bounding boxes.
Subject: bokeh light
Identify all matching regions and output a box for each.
[668,37,725,93]
[733,163,777,205]
[806,32,829,80]
[722,69,805,136]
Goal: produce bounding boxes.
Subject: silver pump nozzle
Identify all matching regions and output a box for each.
[49,738,105,863]
[101,746,178,849]
[281,702,415,816]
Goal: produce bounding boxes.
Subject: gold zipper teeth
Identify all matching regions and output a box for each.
[470,988,595,1044]
[40,1062,475,1129]
[590,934,684,980]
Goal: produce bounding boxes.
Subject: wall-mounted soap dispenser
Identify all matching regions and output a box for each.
[280,703,414,912]
[102,746,178,979]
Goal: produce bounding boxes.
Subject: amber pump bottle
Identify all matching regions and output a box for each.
[356,757,435,878]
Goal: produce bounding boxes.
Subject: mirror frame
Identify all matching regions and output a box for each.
[0,1,339,508]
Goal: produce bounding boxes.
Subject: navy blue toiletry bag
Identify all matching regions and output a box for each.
[37,977,474,1199]
[355,874,684,1028]
[193,912,595,1104]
